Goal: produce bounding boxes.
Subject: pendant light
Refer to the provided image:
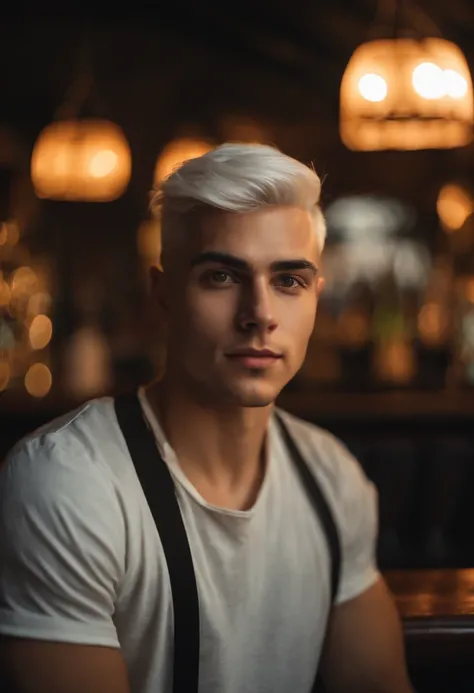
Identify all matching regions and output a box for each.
[340,1,473,151]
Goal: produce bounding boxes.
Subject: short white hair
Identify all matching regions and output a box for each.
[150,143,326,261]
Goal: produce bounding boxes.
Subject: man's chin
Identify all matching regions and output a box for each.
[228,382,282,408]
[237,395,275,408]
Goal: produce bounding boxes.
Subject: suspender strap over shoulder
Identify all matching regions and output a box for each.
[274,414,341,693]
[114,392,200,693]
[114,393,341,693]
[274,413,341,603]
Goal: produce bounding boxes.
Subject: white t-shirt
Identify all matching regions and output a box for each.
[0,391,379,693]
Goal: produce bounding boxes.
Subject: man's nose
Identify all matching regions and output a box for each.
[236,279,278,334]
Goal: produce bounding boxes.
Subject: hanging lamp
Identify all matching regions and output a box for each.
[31,51,131,202]
[340,2,473,151]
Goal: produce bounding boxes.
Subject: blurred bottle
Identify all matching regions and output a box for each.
[415,258,453,389]
[372,268,416,388]
[337,281,374,391]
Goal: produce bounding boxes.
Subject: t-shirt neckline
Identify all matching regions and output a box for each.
[136,387,282,518]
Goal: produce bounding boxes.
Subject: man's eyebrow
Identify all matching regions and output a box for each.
[270,259,318,275]
[190,251,318,275]
[190,251,251,271]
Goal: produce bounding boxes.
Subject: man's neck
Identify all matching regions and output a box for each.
[144,377,273,510]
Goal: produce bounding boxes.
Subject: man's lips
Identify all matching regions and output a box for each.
[225,349,283,368]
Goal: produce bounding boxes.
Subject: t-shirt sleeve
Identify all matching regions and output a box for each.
[329,439,380,605]
[0,433,125,647]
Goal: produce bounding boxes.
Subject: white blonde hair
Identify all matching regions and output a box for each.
[150,143,326,262]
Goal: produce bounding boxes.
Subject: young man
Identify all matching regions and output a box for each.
[0,144,413,692]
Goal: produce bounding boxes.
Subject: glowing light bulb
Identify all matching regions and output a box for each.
[412,62,445,99]
[358,74,388,102]
[444,69,468,99]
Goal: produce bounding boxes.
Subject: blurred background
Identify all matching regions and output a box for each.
[2,2,474,687]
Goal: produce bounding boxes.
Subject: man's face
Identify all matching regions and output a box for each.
[156,206,323,407]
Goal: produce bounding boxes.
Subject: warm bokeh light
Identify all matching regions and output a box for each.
[31,119,131,202]
[10,267,37,300]
[29,314,53,350]
[89,149,118,178]
[338,312,371,347]
[0,224,7,247]
[24,363,52,398]
[418,303,449,346]
[0,361,10,392]
[340,38,474,150]
[412,62,445,100]
[437,184,472,231]
[445,69,468,98]
[373,339,416,384]
[358,73,388,102]
[154,137,214,184]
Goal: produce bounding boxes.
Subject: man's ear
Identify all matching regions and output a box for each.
[316,276,326,298]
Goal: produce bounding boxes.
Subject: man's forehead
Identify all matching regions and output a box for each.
[164,207,320,275]
[192,207,318,255]
[202,205,314,231]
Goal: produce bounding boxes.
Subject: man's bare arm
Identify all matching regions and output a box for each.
[319,577,414,693]
[0,638,131,693]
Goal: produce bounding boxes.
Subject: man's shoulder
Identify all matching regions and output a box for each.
[0,396,136,540]
[275,408,353,467]
[275,407,372,506]
[4,396,125,479]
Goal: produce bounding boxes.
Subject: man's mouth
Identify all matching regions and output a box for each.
[225,348,283,369]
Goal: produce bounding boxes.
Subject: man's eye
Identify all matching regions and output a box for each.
[207,270,235,284]
[275,275,302,289]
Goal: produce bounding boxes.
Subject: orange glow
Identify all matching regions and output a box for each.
[25,363,52,398]
[29,315,53,350]
[341,38,473,151]
[89,149,118,178]
[11,267,37,296]
[437,184,472,231]
[418,303,448,345]
[31,119,131,202]
[374,339,415,383]
[154,137,214,183]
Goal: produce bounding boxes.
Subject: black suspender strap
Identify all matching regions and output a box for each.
[274,413,341,603]
[114,392,200,693]
[114,392,341,693]
[274,414,341,693]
